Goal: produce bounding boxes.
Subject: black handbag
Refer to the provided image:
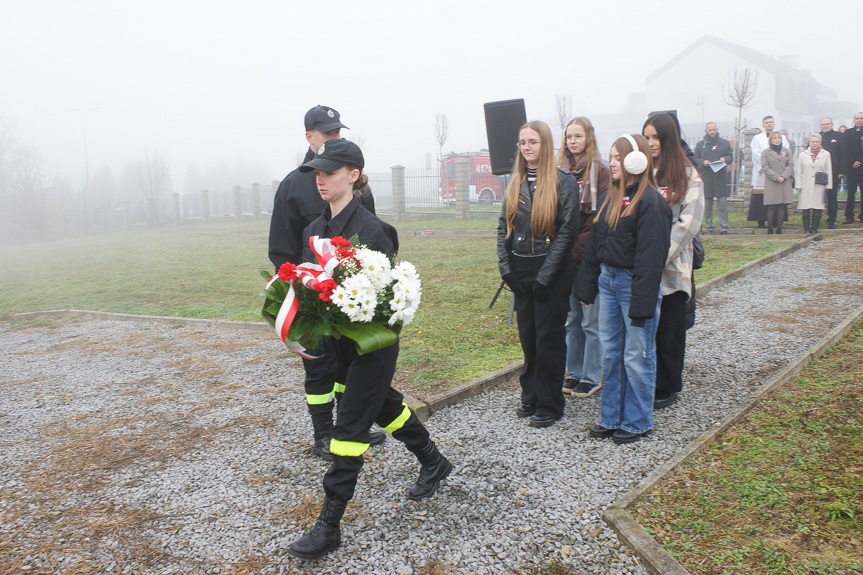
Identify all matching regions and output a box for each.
[815,171,829,186]
[692,235,705,270]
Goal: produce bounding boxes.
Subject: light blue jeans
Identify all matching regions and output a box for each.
[597,264,662,434]
[566,273,602,385]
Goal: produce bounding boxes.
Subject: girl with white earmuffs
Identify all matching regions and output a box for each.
[574,134,672,444]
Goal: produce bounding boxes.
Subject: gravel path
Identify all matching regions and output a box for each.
[2,233,863,575]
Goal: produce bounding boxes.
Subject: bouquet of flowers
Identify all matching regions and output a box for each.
[260,234,421,357]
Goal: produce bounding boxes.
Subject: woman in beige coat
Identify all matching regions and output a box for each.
[795,133,833,235]
[761,131,794,234]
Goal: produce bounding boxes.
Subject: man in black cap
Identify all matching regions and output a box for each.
[268,105,384,460]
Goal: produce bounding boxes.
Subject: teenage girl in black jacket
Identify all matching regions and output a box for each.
[497,120,578,428]
[575,134,672,444]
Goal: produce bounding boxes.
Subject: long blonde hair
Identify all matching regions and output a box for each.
[596,134,655,230]
[504,121,559,238]
[557,116,599,183]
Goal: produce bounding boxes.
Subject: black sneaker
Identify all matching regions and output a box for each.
[572,382,600,398]
[653,392,679,410]
[562,378,578,394]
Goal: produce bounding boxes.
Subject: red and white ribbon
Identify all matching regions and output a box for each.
[266,236,342,359]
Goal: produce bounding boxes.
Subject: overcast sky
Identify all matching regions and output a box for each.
[2,0,860,192]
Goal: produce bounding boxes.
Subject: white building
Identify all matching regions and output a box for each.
[643,34,856,140]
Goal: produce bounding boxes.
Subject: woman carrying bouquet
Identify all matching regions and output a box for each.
[497,120,579,428]
[575,134,672,444]
[287,138,452,560]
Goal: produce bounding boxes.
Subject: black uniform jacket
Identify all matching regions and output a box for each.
[820,130,843,182]
[302,196,398,262]
[841,127,863,174]
[496,168,578,287]
[269,148,327,270]
[575,183,672,320]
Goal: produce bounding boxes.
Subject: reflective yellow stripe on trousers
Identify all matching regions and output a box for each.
[329,438,370,457]
[383,402,411,433]
[305,390,334,405]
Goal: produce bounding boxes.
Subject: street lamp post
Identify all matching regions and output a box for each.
[72,107,97,232]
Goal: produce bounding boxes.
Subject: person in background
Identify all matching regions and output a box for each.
[693,122,732,235]
[643,113,704,410]
[761,131,794,234]
[558,117,609,399]
[288,139,452,560]
[269,106,386,462]
[819,117,844,229]
[838,125,848,133]
[498,120,578,428]
[840,112,863,224]
[796,133,832,235]
[576,134,672,444]
[749,116,789,228]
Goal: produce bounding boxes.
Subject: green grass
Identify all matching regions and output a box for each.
[632,323,863,575]
[0,212,800,394]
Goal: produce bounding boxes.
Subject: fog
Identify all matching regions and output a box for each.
[1,0,860,224]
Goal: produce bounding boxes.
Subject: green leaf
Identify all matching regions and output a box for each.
[336,322,398,355]
[259,269,273,280]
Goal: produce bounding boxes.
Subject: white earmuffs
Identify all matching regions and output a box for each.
[621,134,648,175]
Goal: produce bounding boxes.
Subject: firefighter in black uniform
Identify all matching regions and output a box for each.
[287,138,453,560]
[268,105,384,460]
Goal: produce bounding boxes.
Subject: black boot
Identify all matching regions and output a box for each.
[812,210,822,234]
[308,402,334,461]
[802,211,811,236]
[408,440,453,501]
[288,496,346,560]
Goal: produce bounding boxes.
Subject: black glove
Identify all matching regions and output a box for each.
[502,273,525,296]
[533,281,550,303]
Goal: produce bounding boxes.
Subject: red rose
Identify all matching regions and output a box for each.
[277,262,297,281]
[317,279,338,301]
[330,236,351,248]
[336,247,356,260]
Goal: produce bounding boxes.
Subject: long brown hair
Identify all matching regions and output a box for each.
[643,112,689,205]
[596,134,654,230]
[504,121,559,238]
[556,116,599,182]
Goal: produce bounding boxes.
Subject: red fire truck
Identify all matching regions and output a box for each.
[438,151,506,205]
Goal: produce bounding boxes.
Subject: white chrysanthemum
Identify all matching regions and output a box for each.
[388,267,422,326]
[332,274,376,321]
[355,248,392,291]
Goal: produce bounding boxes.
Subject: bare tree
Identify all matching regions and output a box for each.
[554,95,571,141]
[135,150,170,225]
[722,66,759,194]
[434,114,449,162]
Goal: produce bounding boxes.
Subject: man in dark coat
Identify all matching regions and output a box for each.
[819,117,844,229]
[840,112,863,224]
[693,122,733,234]
[268,105,384,460]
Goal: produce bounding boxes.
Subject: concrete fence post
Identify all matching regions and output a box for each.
[455,158,469,218]
[392,165,405,222]
[171,192,181,225]
[233,186,242,220]
[252,183,261,219]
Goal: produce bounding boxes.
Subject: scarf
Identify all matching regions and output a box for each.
[769,142,782,154]
[571,154,599,211]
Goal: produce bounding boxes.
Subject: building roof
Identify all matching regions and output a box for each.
[646,35,836,98]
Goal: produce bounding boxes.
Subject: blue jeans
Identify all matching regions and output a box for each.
[566,273,602,385]
[597,265,662,434]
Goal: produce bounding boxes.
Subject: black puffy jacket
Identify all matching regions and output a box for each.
[496,168,578,287]
[574,182,672,320]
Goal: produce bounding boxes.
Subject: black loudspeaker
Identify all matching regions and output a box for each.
[484,99,527,175]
